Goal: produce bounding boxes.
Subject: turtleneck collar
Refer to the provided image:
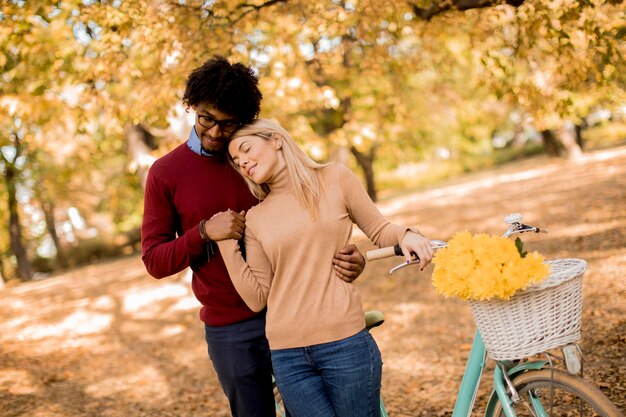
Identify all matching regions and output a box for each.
[265,165,291,195]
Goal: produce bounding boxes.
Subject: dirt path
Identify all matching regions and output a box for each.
[1,147,625,416]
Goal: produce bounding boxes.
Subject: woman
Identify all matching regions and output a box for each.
[216,119,433,417]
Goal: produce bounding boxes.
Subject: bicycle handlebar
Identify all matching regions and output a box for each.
[366,240,448,262]
[365,213,547,273]
[366,245,404,261]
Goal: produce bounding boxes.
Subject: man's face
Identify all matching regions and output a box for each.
[193,104,240,154]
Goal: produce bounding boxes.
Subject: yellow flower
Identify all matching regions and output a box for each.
[431,232,550,301]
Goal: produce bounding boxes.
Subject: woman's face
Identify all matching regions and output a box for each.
[228,134,285,184]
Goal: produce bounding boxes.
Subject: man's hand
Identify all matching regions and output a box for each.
[204,210,246,241]
[333,244,366,283]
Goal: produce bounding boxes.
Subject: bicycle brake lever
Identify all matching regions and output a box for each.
[503,223,549,238]
[389,258,421,274]
[521,224,549,234]
[387,240,448,274]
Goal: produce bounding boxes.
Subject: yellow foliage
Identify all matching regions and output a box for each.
[431,232,550,301]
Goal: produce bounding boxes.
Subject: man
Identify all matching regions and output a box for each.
[141,56,365,417]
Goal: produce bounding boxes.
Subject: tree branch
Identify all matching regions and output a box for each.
[236,0,289,12]
[408,0,525,21]
[165,0,288,26]
[231,0,289,25]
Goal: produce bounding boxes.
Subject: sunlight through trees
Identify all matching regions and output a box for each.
[1,0,624,280]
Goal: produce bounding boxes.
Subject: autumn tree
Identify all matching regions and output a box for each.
[0,1,83,280]
[1,0,624,279]
[468,0,626,158]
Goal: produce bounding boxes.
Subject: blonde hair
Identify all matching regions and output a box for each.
[228,119,328,218]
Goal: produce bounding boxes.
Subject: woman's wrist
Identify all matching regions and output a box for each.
[401,227,422,242]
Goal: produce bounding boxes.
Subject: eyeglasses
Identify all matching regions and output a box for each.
[197,114,241,133]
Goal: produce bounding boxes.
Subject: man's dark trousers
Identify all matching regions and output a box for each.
[205,311,277,417]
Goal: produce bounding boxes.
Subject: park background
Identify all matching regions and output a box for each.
[1,0,624,416]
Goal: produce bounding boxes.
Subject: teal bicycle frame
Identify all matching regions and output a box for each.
[451,330,548,417]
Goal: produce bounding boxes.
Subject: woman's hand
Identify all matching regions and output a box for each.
[400,231,434,271]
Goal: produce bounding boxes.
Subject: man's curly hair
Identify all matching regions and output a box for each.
[182,56,262,124]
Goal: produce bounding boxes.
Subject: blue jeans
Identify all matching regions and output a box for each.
[271,329,382,417]
[205,312,276,417]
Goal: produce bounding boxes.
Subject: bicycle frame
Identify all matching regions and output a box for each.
[452,330,488,417]
[452,330,550,417]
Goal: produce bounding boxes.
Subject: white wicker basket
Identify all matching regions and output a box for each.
[469,258,588,361]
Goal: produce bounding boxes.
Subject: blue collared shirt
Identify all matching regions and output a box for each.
[187,126,217,157]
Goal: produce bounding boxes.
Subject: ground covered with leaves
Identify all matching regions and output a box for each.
[1,147,625,416]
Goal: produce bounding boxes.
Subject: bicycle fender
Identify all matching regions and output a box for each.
[483,360,548,417]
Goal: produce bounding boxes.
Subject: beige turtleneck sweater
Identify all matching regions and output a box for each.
[217,163,412,349]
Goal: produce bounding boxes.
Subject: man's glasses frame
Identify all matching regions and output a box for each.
[197,114,241,133]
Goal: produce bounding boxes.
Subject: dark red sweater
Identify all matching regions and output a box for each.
[141,143,259,326]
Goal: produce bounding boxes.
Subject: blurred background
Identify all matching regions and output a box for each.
[1,0,625,283]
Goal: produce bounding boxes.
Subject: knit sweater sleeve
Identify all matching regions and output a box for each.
[141,166,205,278]
[216,225,273,312]
[336,164,412,247]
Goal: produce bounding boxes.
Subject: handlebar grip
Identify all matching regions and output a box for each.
[366,244,403,261]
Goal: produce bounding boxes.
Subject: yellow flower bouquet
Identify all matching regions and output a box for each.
[431,232,550,301]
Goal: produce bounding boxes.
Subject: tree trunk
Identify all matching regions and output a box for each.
[511,123,526,149]
[540,129,561,157]
[350,145,378,202]
[41,199,67,268]
[4,162,33,281]
[574,121,586,150]
[0,256,6,286]
[558,124,584,160]
[125,123,157,190]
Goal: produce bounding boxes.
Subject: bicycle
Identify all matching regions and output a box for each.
[274,213,623,417]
